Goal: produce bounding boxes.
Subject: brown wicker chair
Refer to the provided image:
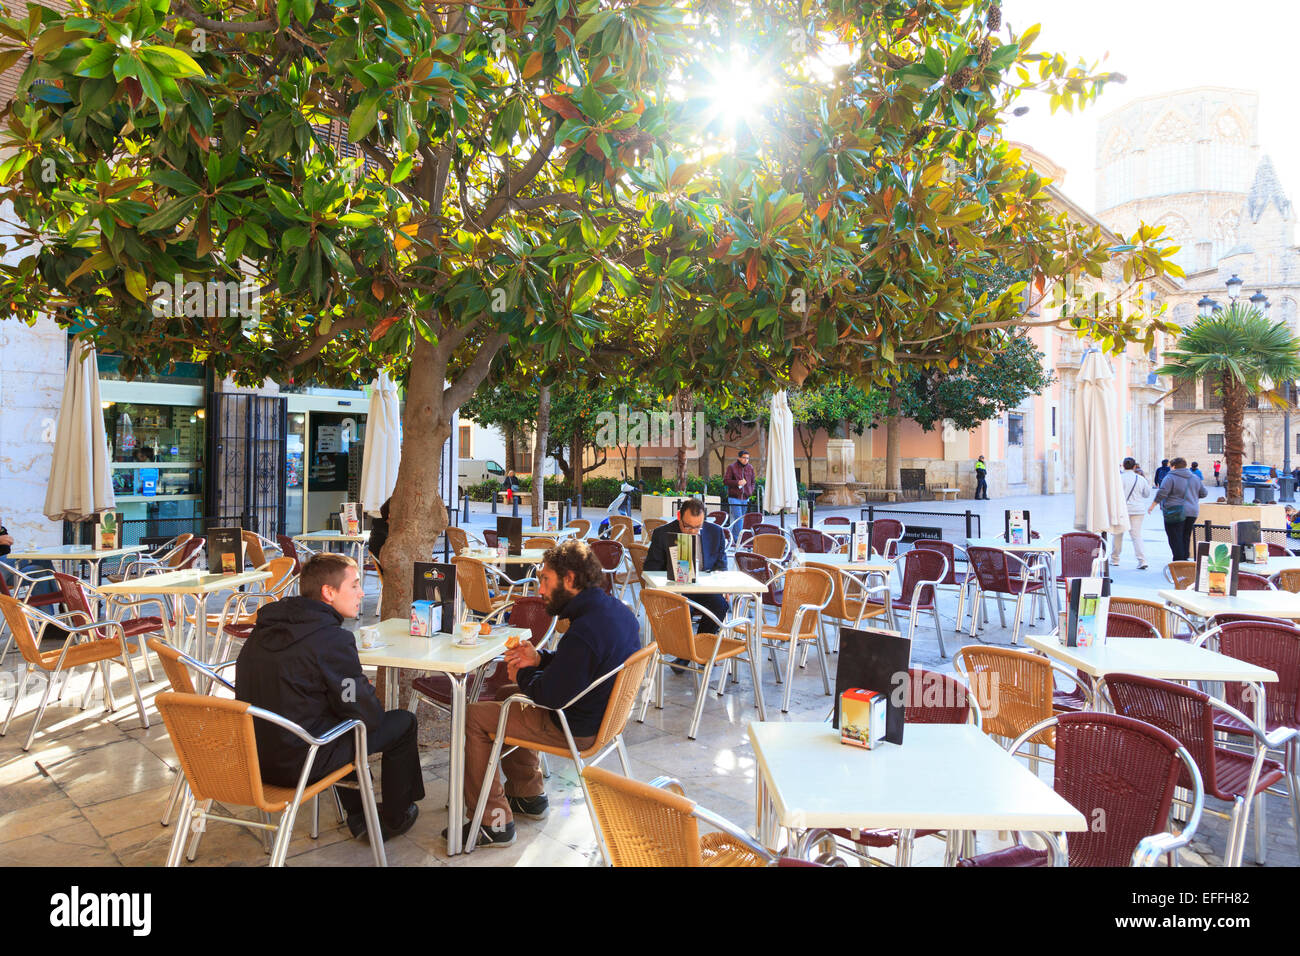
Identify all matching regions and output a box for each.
[565,518,591,539]
[0,594,149,751]
[155,692,386,867]
[453,556,515,620]
[1109,595,1195,641]
[445,525,472,554]
[751,532,790,563]
[641,517,668,543]
[1237,571,1275,591]
[522,536,554,551]
[240,530,268,570]
[465,643,657,863]
[582,765,776,867]
[622,543,649,607]
[607,515,635,546]
[757,566,834,713]
[1164,561,1196,590]
[1271,568,1300,593]
[639,588,752,738]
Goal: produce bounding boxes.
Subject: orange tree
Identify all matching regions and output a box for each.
[0,0,1179,618]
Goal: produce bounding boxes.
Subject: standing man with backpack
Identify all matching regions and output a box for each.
[1148,457,1206,562]
[1154,459,1171,487]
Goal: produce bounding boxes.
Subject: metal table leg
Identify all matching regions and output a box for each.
[447,673,468,855]
[746,593,767,721]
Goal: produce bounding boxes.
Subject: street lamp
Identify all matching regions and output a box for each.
[1226,273,1244,301]
[1197,294,1218,317]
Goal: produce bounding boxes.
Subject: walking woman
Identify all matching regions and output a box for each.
[1148,457,1206,562]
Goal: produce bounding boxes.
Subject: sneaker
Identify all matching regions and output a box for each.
[1137,564,1149,570]
[507,793,549,820]
[347,803,419,841]
[442,820,517,849]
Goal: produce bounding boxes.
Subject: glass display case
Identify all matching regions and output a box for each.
[103,402,205,525]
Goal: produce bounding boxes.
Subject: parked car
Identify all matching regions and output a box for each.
[1242,464,1277,488]
[456,458,505,496]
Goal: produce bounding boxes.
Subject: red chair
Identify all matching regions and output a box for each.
[820,516,851,528]
[735,512,764,548]
[409,596,556,718]
[53,571,166,683]
[1205,620,1300,857]
[482,529,499,548]
[891,549,950,656]
[589,539,626,597]
[871,519,904,559]
[1101,671,1291,867]
[706,510,730,527]
[734,550,783,625]
[1056,531,1106,589]
[1209,612,1288,630]
[1267,542,1293,557]
[791,527,838,554]
[1052,612,1161,715]
[912,539,973,629]
[957,713,1204,867]
[1236,571,1274,591]
[965,546,1047,645]
[276,534,307,574]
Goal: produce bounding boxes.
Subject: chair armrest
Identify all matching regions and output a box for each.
[1207,694,1299,751]
[692,805,780,863]
[1133,744,1205,866]
[249,709,362,748]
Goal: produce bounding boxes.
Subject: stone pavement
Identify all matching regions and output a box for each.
[0,489,1295,866]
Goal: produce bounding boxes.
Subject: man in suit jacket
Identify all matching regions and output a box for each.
[643,499,730,674]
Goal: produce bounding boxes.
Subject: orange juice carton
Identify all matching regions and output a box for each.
[840,688,887,750]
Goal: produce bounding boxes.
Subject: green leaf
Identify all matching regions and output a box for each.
[572,264,602,308]
[348,94,382,142]
[124,269,148,301]
[140,45,205,78]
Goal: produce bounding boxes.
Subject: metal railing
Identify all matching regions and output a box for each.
[859,506,981,542]
[1190,521,1299,554]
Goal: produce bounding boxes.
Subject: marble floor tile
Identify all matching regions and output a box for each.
[0,792,86,844]
[37,738,174,808]
[81,783,176,839]
[0,819,117,866]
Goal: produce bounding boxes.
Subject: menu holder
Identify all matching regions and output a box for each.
[833,626,910,745]
[341,502,361,536]
[497,516,523,556]
[206,527,244,574]
[413,561,457,634]
[1004,509,1031,546]
[95,511,121,551]
[1195,541,1241,596]
[544,500,559,533]
[1231,520,1265,565]
[849,520,873,562]
[1065,576,1110,648]
[668,532,698,584]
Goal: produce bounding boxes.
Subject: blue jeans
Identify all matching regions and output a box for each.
[727,498,748,524]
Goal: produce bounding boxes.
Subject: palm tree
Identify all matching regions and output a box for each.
[1158,303,1300,504]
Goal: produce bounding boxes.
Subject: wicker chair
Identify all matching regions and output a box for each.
[965,546,1049,645]
[641,517,667,543]
[276,534,311,574]
[733,512,764,548]
[53,571,163,682]
[0,594,149,751]
[1271,568,1300,593]
[890,548,951,656]
[1055,531,1107,589]
[757,566,834,713]
[1109,595,1195,641]
[445,525,472,554]
[565,518,591,539]
[751,532,791,563]
[1267,542,1293,557]
[1236,571,1275,591]
[522,536,553,551]
[589,539,627,598]
[1164,561,1196,590]
[621,543,649,610]
[582,766,777,867]
[1101,672,1292,867]
[0,560,64,662]
[912,539,974,631]
[155,692,386,867]
[871,519,904,559]
[706,510,730,527]
[453,556,519,620]
[115,535,204,580]
[607,515,635,546]
[240,531,269,569]
[465,644,657,863]
[804,560,891,644]
[639,588,753,738]
[209,557,300,660]
[791,527,838,554]
[957,713,1204,867]
[734,551,783,621]
[1051,612,1163,715]
[1202,620,1300,857]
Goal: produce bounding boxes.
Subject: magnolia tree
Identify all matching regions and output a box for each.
[0,0,1181,625]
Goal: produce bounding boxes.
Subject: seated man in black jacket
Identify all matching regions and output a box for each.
[235,553,423,840]
[643,498,730,668]
[455,539,640,849]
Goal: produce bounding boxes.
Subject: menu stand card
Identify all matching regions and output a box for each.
[95,511,121,551]
[1231,520,1267,566]
[798,500,811,528]
[206,527,244,574]
[832,626,910,745]
[1195,542,1241,596]
[669,532,698,584]
[544,500,559,533]
[1004,509,1031,545]
[1065,576,1110,648]
[341,502,361,536]
[413,561,457,634]
[497,516,523,556]
[849,520,873,562]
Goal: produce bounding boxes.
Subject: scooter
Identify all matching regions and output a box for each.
[598,480,643,537]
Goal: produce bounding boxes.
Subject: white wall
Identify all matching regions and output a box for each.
[0,316,67,547]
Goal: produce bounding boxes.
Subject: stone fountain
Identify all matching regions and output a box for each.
[815,437,864,506]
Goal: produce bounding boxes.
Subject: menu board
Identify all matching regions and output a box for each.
[833,626,910,745]
[1065,576,1109,648]
[413,561,457,634]
[850,520,873,562]
[1195,542,1241,596]
[1005,509,1031,545]
[497,516,523,556]
[206,527,244,574]
[95,511,121,551]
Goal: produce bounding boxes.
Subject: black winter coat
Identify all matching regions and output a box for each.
[235,596,383,786]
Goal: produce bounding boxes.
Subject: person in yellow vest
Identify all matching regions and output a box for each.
[974,456,988,500]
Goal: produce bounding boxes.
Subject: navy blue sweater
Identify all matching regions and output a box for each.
[515,586,640,737]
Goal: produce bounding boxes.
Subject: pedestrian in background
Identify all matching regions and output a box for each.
[722,450,755,524]
[1154,459,1171,486]
[1214,460,1222,485]
[974,455,988,500]
[1190,461,1203,480]
[1149,457,1206,562]
[1113,457,1151,570]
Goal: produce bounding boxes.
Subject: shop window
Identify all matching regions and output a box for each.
[1207,434,1225,455]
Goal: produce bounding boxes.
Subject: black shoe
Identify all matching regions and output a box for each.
[507,794,549,820]
[347,803,419,841]
[442,820,517,849]
[1137,564,1149,570]
[669,657,691,674]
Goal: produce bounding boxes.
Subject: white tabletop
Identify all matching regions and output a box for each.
[6,544,146,562]
[1027,634,1278,683]
[521,526,577,539]
[1158,588,1300,621]
[797,552,894,574]
[1250,555,1300,574]
[461,548,547,565]
[748,722,1086,832]
[643,570,769,595]
[967,537,1059,554]
[295,530,370,544]
[360,618,527,675]
[97,568,271,595]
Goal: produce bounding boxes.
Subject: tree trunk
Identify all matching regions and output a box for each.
[885,393,902,490]
[532,384,551,525]
[1223,371,1245,505]
[572,424,582,499]
[674,390,692,490]
[504,423,517,473]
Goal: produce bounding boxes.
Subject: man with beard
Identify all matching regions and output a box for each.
[451,538,640,849]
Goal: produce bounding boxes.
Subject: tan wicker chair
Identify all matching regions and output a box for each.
[241,531,268,569]
[1164,561,1196,590]
[452,556,517,619]
[638,588,752,738]
[621,542,650,608]
[565,518,591,539]
[1108,595,1195,640]
[446,525,471,554]
[524,536,555,551]
[758,566,835,712]
[155,692,386,867]
[954,646,1090,773]
[752,532,790,563]
[466,643,657,863]
[805,561,892,636]
[0,594,149,752]
[642,517,667,543]
[1272,568,1300,593]
[582,766,775,867]
[607,515,636,546]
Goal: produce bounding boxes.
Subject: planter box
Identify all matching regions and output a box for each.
[1198,502,1288,529]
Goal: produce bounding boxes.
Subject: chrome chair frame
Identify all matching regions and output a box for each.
[758,567,835,713]
[889,551,951,657]
[0,559,60,661]
[966,547,1052,646]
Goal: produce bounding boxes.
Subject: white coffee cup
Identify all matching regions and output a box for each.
[359,626,378,649]
[457,621,480,645]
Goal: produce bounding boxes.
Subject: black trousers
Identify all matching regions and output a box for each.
[314,710,425,825]
[1164,516,1196,562]
[693,593,730,635]
[975,474,988,499]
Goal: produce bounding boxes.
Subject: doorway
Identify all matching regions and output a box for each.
[1006,413,1025,485]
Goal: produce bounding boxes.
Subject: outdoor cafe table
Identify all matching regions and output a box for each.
[294,529,370,565]
[642,570,770,719]
[6,543,146,587]
[97,567,270,663]
[748,721,1086,860]
[458,548,548,565]
[360,618,529,856]
[793,551,894,576]
[520,526,578,540]
[966,536,1061,617]
[1157,587,1300,624]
